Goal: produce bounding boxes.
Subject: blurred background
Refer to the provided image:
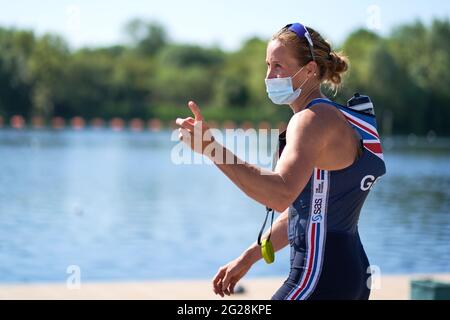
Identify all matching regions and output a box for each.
[0,0,449,297]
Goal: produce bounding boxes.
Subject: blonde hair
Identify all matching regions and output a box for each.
[272,25,349,91]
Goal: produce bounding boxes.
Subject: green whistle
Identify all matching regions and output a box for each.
[261,238,275,264]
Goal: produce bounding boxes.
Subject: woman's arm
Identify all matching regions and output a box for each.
[212,208,289,296]
[206,110,327,212]
[241,208,289,264]
[176,101,330,212]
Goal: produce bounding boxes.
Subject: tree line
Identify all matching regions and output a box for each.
[0,18,448,135]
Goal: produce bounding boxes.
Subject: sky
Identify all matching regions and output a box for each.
[0,0,449,51]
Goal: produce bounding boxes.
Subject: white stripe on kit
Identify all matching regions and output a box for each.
[286,168,330,300]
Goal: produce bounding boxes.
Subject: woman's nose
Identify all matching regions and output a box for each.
[266,68,278,80]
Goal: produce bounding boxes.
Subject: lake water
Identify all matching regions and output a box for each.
[0,129,449,284]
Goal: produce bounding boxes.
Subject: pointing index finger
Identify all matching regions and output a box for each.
[188,101,203,121]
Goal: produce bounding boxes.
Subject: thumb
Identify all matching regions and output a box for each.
[188,101,203,121]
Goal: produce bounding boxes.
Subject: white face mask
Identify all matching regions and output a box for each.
[265,66,308,105]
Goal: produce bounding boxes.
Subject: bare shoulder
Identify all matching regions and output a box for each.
[286,102,341,145]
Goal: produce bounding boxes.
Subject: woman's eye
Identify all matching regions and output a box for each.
[266,63,282,68]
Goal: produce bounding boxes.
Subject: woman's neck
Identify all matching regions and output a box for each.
[289,85,326,114]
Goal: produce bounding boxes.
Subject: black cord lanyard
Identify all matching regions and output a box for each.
[257,206,275,246]
[257,133,282,246]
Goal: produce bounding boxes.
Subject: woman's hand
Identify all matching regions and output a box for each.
[176,101,214,155]
[212,255,254,297]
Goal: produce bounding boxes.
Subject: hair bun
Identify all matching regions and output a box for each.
[325,51,349,87]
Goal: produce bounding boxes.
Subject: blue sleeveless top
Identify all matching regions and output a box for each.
[271,98,386,300]
[277,98,386,242]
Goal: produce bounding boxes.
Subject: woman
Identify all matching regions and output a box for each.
[176,23,386,300]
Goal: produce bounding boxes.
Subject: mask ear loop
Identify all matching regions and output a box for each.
[257,206,275,246]
[290,65,304,80]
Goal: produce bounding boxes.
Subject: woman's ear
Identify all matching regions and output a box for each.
[306,61,318,78]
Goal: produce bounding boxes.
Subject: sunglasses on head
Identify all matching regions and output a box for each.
[285,23,315,62]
